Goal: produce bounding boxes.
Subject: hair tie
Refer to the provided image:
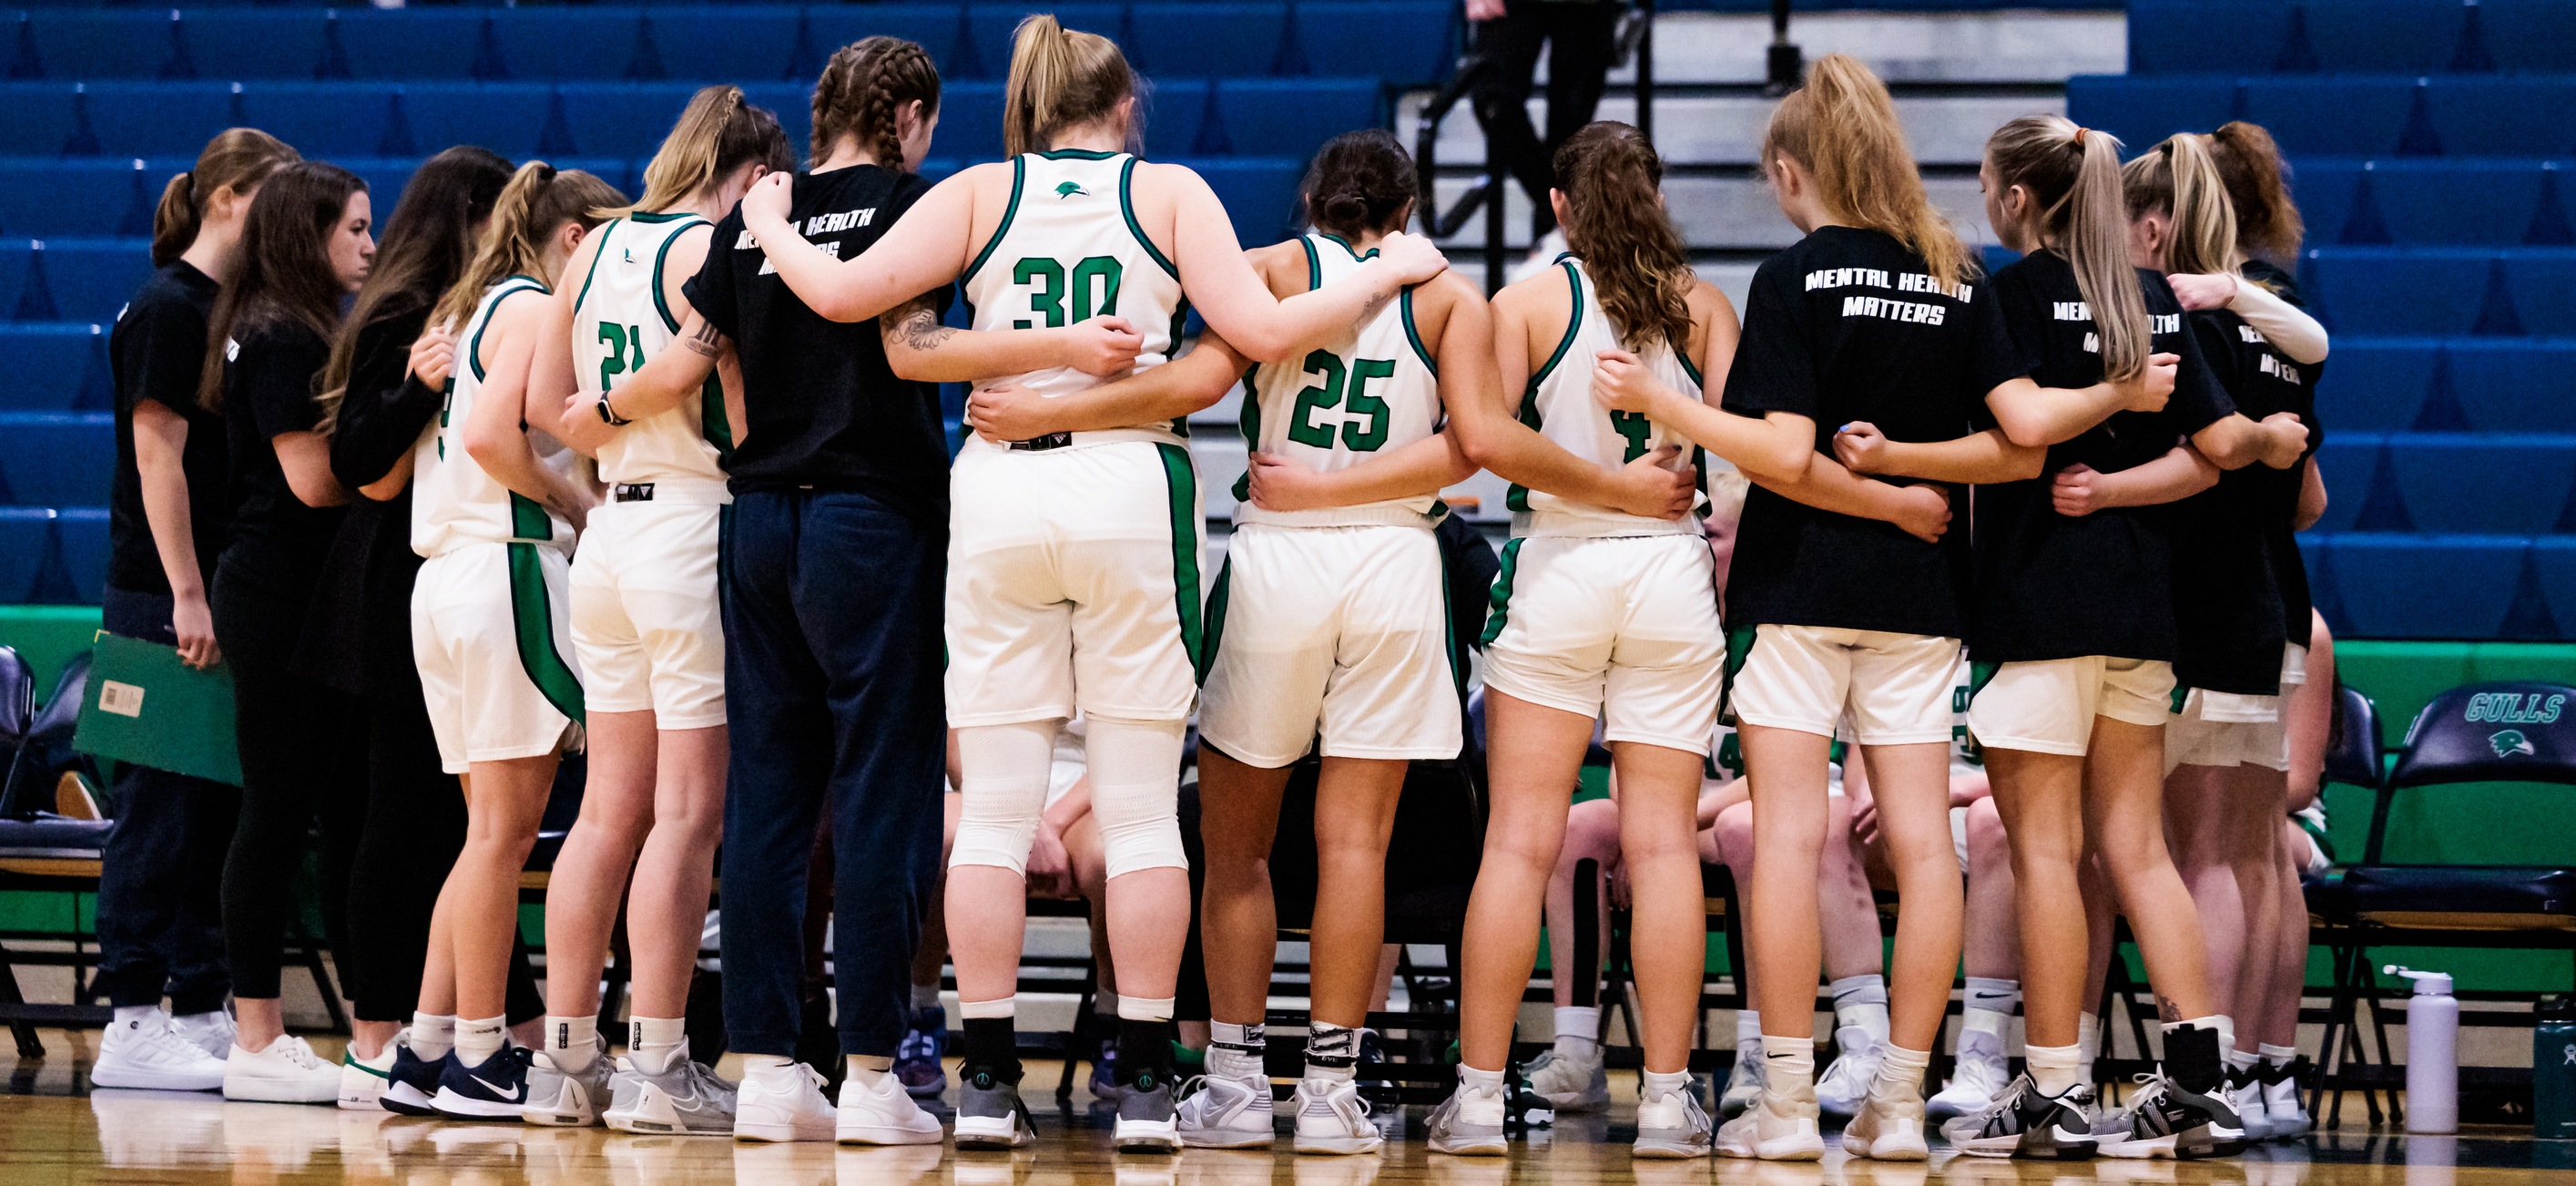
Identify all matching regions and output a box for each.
[2072,126,2089,147]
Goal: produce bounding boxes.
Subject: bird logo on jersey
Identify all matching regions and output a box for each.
[1055,181,1090,199]
[2490,729,2538,759]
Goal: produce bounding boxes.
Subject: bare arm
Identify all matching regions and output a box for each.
[1163,169,1442,363]
[1599,371,1815,484]
[2294,455,2327,531]
[738,169,982,324]
[963,332,1247,444]
[879,297,1143,383]
[129,400,219,667]
[1982,356,2177,448]
[1832,424,2045,485]
[2190,409,2309,471]
[2050,445,2220,516]
[274,431,347,508]
[1248,431,1476,512]
[360,450,414,502]
[1755,455,1954,543]
[598,308,726,426]
[1449,286,1694,519]
[461,294,592,530]
[534,258,605,455]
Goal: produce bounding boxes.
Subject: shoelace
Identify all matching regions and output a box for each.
[278,1038,325,1069]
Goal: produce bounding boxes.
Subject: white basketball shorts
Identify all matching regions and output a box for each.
[412,541,584,773]
[1965,655,2174,758]
[1725,624,1963,746]
[1479,532,1725,755]
[569,496,725,728]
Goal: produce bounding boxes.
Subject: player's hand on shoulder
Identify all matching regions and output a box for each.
[1889,482,1952,543]
[1374,231,1450,287]
[1612,444,1696,521]
[1590,349,1665,415]
[2050,463,2108,517]
[408,327,456,389]
[1065,315,1145,377]
[1833,421,1889,474]
[739,172,795,230]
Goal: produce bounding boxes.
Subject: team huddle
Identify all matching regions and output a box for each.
[96,7,2332,1170]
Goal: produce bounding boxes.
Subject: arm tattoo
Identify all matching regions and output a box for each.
[681,318,723,359]
[891,304,959,353]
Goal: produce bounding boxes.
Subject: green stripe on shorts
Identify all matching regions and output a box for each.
[1197,556,1232,686]
[1478,537,1526,649]
[1156,443,1206,670]
[507,542,585,724]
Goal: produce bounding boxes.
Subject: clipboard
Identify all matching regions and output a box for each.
[71,631,243,786]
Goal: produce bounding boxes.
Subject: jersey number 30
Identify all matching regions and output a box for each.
[1287,349,1394,452]
[1013,256,1122,328]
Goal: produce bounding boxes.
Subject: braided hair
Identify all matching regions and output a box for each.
[811,36,942,170]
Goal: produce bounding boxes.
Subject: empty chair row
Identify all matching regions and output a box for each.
[2,77,1383,165]
[2300,533,2576,641]
[2326,338,2576,435]
[2300,247,2576,337]
[2127,0,2576,77]
[2294,159,2576,248]
[3,3,1455,88]
[0,507,106,606]
[2310,433,2576,537]
[2065,74,2576,159]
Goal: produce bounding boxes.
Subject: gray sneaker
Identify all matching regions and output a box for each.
[1115,1079,1181,1152]
[1426,1082,1508,1156]
[520,1038,615,1127]
[953,1073,1036,1150]
[1634,1080,1715,1159]
[602,1056,738,1136]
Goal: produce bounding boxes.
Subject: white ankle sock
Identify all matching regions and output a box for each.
[1963,976,2020,1014]
[1117,995,1175,1023]
[1736,1010,1762,1048]
[1640,1068,1690,1100]
[1553,1006,1600,1055]
[2076,1012,2103,1080]
[743,1054,799,1085]
[454,1015,507,1067]
[1209,1020,1265,1080]
[847,1054,893,1089]
[1305,1023,1360,1083]
[1761,1033,1815,1087]
[1458,1065,1506,1123]
[2258,1042,2299,1068]
[960,997,1015,1020]
[1875,1044,1931,1096]
[629,1016,686,1075]
[1828,975,1891,1044]
[410,1012,458,1060]
[2027,1042,2082,1097]
[545,1014,596,1071]
[2225,1045,2260,1073]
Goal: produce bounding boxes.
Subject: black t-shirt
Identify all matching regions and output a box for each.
[2241,260,2323,646]
[107,261,229,598]
[215,320,347,605]
[686,165,952,521]
[1964,251,2234,665]
[1720,226,1980,639]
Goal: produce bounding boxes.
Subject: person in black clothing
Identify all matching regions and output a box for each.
[302,146,549,1107]
[89,128,300,1094]
[2123,130,2331,1141]
[1467,0,1627,245]
[199,160,376,1104]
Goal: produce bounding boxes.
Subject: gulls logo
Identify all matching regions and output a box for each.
[2490,730,2537,759]
[1055,181,1089,199]
[622,247,636,265]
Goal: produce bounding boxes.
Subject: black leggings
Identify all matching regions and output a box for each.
[1471,0,1622,236]
[341,669,543,1023]
[215,626,366,1002]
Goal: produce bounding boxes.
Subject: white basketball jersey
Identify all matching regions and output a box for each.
[958,150,1189,446]
[1237,233,1443,528]
[1510,256,1722,538]
[572,213,731,489]
[412,277,575,557]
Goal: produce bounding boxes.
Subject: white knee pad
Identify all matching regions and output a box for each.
[949,720,1058,875]
[1084,716,1189,879]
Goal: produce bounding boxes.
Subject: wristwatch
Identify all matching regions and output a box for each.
[596,393,631,426]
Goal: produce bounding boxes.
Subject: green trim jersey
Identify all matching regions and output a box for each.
[958,150,1189,447]
[412,277,576,557]
[1237,233,1442,529]
[573,213,732,489]
[1510,256,1722,539]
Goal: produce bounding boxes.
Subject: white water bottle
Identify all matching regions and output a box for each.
[2388,965,2459,1133]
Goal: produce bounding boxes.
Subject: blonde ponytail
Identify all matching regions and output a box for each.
[610,86,792,218]
[1555,121,1694,353]
[433,161,624,330]
[153,128,300,268]
[1760,54,1972,290]
[1986,115,2148,382]
[2123,133,2241,279]
[1003,14,1135,158]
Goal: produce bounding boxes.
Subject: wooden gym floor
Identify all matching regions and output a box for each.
[0,1029,2570,1185]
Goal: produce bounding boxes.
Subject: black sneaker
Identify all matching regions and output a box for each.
[2097,1072,2245,1159]
[432,1046,532,1120]
[382,1042,450,1117]
[1940,1072,2098,1160]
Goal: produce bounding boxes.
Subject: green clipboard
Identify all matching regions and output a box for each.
[72,631,243,786]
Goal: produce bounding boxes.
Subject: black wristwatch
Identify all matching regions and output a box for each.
[596,394,631,426]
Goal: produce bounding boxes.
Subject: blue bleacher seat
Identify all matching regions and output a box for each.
[2308,434,2576,536]
[2241,77,2419,158]
[0,413,114,509]
[2315,534,2527,639]
[2317,338,2443,432]
[2295,159,2565,248]
[2126,2,2286,77]
[2423,78,2576,158]
[53,507,107,606]
[0,158,166,240]
[2063,77,2237,158]
[1,240,156,326]
[1213,78,1380,158]
[2539,537,2576,629]
[634,9,809,84]
[0,324,108,414]
[0,511,50,605]
[1128,2,1285,79]
[2480,0,2576,73]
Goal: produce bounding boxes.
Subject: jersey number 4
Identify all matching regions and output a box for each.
[1013,256,1122,328]
[596,322,647,394]
[1610,410,1653,462]
[1286,349,1394,452]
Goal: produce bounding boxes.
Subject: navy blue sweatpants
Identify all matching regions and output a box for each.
[719,490,945,1059]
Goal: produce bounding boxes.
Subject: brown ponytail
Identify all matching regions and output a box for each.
[2123,133,2241,279]
[1302,129,1417,240]
[1759,54,1972,291]
[612,86,792,218]
[811,37,942,170]
[153,128,300,269]
[432,161,623,331]
[2208,120,2304,265]
[1985,115,2148,382]
[1003,14,1135,158]
[1554,121,1693,354]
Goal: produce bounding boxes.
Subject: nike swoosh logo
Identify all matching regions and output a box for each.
[472,1075,524,1099]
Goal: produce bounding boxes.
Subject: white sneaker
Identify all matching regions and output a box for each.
[1633,1080,1715,1159]
[339,1040,397,1110]
[1928,1026,2011,1120]
[171,1010,237,1062]
[1839,1080,1929,1160]
[2261,1062,2311,1139]
[733,1061,837,1142]
[92,1011,228,1092]
[223,1034,341,1104]
[1715,1082,1824,1160]
[1289,1076,1380,1155]
[837,1070,944,1145]
[1524,1044,1610,1112]
[1719,1040,1767,1118]
[1177,1070,1275,1149]
[2228,1066,2275,1140]
[1814,1025,1882,1118]
[1425,1079,1508,1157]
